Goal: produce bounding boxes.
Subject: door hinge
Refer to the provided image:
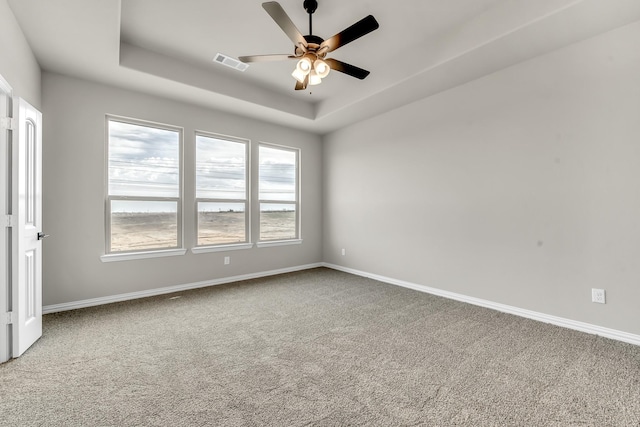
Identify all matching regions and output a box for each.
[4,215,15,227]
[0,116,16,130]
[4,312,16,325]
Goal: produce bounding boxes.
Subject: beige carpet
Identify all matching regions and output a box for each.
[1,267,639,426]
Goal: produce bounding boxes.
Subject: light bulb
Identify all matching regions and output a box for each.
[314,59,330,78]
[296,57,312,74]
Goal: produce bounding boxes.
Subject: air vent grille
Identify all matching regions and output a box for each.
[213,53,249,72]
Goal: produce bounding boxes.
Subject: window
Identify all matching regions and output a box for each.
[259,144,299,242]
[106,117,182,253]
[195,133,249,246]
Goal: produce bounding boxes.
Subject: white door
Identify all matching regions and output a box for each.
[12,98,43,357]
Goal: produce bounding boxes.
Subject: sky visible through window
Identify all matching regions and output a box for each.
[109,121,296,212]
[259,145,296,212]
[196,134,245,203]
[109,120,179,212]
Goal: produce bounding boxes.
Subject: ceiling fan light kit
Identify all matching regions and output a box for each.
[291,53,330,83]
[239,1,379,91]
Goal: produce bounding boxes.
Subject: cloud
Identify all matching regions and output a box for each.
[109,120,179,161]
[108,123,297,201]
[108,120,180,197]
[196,135,247,199]
[259,146,297,201]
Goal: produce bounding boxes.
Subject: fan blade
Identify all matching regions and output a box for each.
[324,58,370,80]
[320,15,379,53]
[239,54,296,63]
[295,75,309,90]
[262,2,307,49]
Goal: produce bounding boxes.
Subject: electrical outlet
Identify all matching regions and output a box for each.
[341,248,346,256]
[591,288,606,304]
[224,256,230,265]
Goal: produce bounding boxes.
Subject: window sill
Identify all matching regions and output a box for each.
[191,243,254,254]
[100,248,187,263]
[256,239,303,248]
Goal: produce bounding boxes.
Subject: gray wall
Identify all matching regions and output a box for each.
[42,72,322,306]
[323,20,640,336]
[7,0,640,338]
[0,0,40,108]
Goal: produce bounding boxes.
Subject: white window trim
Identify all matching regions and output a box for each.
[104,115,184,255]
[256,239,303,248]
[191,242,254,254]
[100,248,187,263]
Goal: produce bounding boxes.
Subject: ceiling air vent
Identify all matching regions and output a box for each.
[213,53,249,72]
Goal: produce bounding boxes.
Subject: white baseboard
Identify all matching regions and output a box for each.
[43,263,323,314]
[44,261,640,347]
[322,263,640,347]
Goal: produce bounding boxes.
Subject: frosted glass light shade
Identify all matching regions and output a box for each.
[314,59,330,78]
[308,70,322,86]
[292,68,307,83]
[296,56,312,73]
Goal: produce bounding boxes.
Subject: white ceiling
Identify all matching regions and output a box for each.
[8,0,640,134]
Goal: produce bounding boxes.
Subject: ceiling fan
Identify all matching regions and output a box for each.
[239,0,379,91]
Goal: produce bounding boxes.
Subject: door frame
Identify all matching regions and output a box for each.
[0,74,13,363]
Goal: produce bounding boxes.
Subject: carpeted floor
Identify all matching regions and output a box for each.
[1,267,639,426]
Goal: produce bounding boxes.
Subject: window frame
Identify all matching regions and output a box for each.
[257,142,301,246]
[102,115,185,260]
[193,131,252,252]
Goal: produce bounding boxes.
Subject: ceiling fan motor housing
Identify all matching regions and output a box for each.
[304,35,323,45]
[295,35,325,57]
